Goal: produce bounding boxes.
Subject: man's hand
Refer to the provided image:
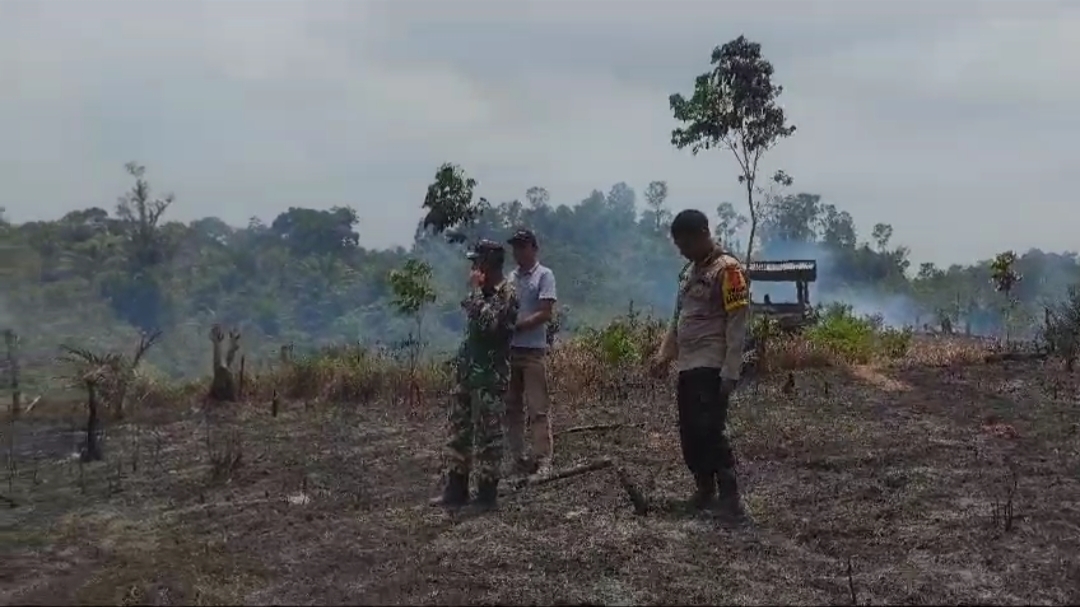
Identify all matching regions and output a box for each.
[719,377,738,399]
[468,269,485,289]
[648,353,671,379]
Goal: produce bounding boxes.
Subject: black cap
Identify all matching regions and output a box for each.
[507,228,538,247]
[465,239,505,260]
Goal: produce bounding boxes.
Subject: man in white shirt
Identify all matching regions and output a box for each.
[506,228,557,477]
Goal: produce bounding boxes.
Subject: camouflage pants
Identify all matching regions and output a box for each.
[445,383,505,483]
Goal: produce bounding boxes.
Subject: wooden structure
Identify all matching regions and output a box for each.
[747,259,817,330]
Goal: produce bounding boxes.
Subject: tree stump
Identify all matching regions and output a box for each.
[208,325,240,402]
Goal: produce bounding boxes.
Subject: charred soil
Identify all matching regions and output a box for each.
[3,358,1079,605]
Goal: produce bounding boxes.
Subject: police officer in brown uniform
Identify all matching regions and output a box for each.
[650,209,750,520]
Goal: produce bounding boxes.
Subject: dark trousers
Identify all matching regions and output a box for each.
[676,368,736,479]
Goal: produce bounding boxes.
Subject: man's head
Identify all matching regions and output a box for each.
[670,209,715,262]
[507,228,539,268]
[466,239,506,275]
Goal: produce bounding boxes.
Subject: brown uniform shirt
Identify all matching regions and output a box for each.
[658,246,750,380]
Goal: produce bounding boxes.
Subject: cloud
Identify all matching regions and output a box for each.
[1,0,1077,265]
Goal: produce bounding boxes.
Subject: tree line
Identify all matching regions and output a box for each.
[0,35,1076,383]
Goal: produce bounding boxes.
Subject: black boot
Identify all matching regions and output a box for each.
[716,469,747,522]
[688,473,718,511]
[430,471,469,508]
[474,478,499,512]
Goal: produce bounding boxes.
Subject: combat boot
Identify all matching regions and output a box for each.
[474,478,499,512]
[716,469,748,523]
[687,473,718,511]
[512,455,537,478]
[430,471,469,508]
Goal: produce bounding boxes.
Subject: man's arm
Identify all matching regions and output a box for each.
[656,286,684,362]
[465,287,518,335]
[656,265,692,363]
[515,269,556,332]
[657,317,678,362]
[719,264,750,381]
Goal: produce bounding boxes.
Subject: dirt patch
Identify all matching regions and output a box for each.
[3,360,1079,605]
[849,364,912,393]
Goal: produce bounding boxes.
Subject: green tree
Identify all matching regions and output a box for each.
[871,223,894,252]
[669,35,797,262]
[643,181,670,231]
[388,258,438,377]
[715,202,747,253]
[991,250,1023,343]
[421,163,489,243]
[525,186,550,210]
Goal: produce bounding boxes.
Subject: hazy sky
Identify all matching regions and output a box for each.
[1,0,1076,264]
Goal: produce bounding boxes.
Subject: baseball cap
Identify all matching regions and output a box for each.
[465,239,505,260]
[507,228,538,247]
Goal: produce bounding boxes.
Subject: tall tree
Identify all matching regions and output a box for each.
[669,35,796,262]
[871,223,894,252]
[115,162,173,270]
[644,181,670,231]
[421,163,489,244]
[525,186,550,210]
[818,204,857,250]
[715,202,747,253]
[991,250,1023,343]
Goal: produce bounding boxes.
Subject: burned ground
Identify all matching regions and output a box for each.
[2,357,1079,606]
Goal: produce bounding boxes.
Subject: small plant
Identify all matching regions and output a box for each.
[387,258,437,408]
[577,302,663,368]
[990,462,1018,534]
[206,426,243,482]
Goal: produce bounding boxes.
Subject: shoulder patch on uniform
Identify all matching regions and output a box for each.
[721,264,749,312]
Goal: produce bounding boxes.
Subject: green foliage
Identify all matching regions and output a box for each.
[577,303,665,367]
[990,250,1024,342]
[387,259,437,317]
[804,303,913,363]
[1043,285,1080,370]
[421,163,489,243]
[991,250,1022,296]
[1,129,1078,392]
[669,35,796,262]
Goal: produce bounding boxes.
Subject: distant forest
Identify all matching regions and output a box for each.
[0,161,1076,383]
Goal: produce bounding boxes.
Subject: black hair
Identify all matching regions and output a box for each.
[670,209,710,238]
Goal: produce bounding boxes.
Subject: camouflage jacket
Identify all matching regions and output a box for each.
[456,280,518,390]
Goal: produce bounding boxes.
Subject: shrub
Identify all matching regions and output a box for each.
[802,303,912,364]
[575,303,664,367]
[118,298,993,422]
[1043,285,1080,371]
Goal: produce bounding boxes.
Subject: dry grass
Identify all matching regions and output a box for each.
[3,332,1079,605]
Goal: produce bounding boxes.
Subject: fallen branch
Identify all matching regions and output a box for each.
[507,457,614,490]
[984,352,1048,363]
[22,395,41,415]
[557,422,644,436]
[504,457,652,515]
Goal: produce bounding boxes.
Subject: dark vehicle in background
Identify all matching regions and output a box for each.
[747,259,818,332]
[740,259,818,372]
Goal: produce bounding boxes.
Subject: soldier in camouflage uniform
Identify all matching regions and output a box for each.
[433,239,519,511]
